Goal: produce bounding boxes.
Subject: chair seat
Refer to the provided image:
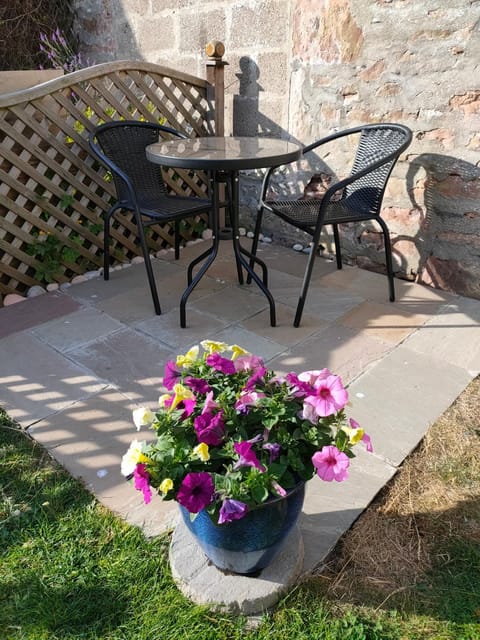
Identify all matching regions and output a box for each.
[135,193,212,220]
[264,197,378,230]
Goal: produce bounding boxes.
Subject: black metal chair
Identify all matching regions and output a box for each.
[249,123,413,327]
[89,120,212,315]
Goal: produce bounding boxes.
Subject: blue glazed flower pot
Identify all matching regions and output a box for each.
[179,482,305,574]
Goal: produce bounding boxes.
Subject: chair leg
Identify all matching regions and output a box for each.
[103,205,119,281]
[174,221,180,260]
[378,218,395,302]
[136,216,161,315]
[333,224,342,270]
[246,206,265,285]
[294,233,322,327]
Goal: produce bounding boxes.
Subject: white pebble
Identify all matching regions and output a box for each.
[71,275,88,284]
[246,231,255,238]
[238,227,246,236]
[262,236,272,243]
[59,282,72,290]
[131,256,144,264]
[46,283,59,292]
[202,228,213,240]
[3,293,27,306]
[293,243,304,252]
[27,285,46,298]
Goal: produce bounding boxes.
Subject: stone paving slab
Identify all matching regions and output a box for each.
[346,344,473,467]
[0,291,81,339]
[0,332,107,427]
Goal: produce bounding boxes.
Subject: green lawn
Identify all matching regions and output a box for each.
[1,404,479,640]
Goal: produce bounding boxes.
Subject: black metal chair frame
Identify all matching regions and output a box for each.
[249,123,413,327]
[89,120,212,315]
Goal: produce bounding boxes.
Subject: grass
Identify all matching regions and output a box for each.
[1,377,479,639]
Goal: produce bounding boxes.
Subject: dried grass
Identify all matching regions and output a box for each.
[318,375,480,603]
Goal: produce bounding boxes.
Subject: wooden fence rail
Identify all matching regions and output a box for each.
[0,56,224,300]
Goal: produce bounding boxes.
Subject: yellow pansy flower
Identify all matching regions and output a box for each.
[200,340,228,354]
[229,344,249,360]
[176,345,199,368]
[159,478,174,494]
[193,442,210,462]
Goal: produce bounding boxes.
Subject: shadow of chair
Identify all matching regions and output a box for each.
[89,120,212,315]
[249,123,413,326]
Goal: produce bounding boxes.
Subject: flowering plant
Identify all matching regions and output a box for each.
[121,341,372,525]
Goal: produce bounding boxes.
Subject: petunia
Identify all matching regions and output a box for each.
[229,344,249,360]
[218,498,249,524]
[303,373,348,417]
[206,352,236,374]
[312,445,350,482]
[243,367,267,392]
[184,376,211,394]
[234,354,265,372]
[163,360,181,390]
[233,441,266,472]
[121,439,149,477]
[200,339,229,354]
[348,418,373,452]
[271,480,287,497]
[202,390,219,414]
[235,390,266,413]
[176,472,214,513]
[159,478,174,494]
[193,442,210,462]
[176,345,199,368]
[263,442,281,463]
[194,411,225,446]
[170,383,196,412]
[132,407,154,431]
[133,463,152,504]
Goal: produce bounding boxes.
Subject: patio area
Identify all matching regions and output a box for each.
[1,237,479,574]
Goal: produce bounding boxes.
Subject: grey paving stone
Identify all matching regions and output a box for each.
[267,324,393,385]
[346,344,473,466]
[212,325,288,362]
[30,307,124,353]
[189,285,268,322]
[0,332,107,427]
[274,285,365,323]
[66,328,172,404]
[0,291,81,339]
[170,522,304,614]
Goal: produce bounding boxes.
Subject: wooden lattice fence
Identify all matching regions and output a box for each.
[0,59,221,299]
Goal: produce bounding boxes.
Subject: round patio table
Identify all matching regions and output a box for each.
[146,136,302,328]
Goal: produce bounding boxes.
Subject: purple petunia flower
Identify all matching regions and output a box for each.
[133,463,152,504]
[176,472,214,513]
[194,411,225,446]
[206,352,236,375]
[243,366,267,392]
[218,498,249,524]
[263,442,281,463]
[235,390,265,414]
[234,354,264,372]
[184,376,211,394]
[163,360,181,390]
[233,441,266,472]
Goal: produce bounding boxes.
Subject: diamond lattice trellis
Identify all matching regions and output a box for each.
[0,60,216,296]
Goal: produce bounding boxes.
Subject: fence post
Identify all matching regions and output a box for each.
[205,41,227,136]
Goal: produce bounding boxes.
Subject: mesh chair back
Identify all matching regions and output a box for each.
[343,124,410,216]
[92,121,184,207]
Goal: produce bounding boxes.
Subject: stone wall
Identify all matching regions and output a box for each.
[74,0,480,300]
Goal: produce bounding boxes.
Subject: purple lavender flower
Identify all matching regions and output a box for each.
[218,499,249,524]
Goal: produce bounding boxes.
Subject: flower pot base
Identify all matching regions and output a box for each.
[169,520,304,615]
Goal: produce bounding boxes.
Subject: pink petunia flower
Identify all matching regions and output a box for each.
[176,472,214,513]
[233,441,266,472]
[206,353,236,374]
[234,354,264,372]
[218,498,249,524]
[303,373,348,418]
[202,390,219,414]
[312,445,350,482]
[349,418,373,452]
[194,411,225,446]
[235,390,266,413]
[133,463,152,504]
